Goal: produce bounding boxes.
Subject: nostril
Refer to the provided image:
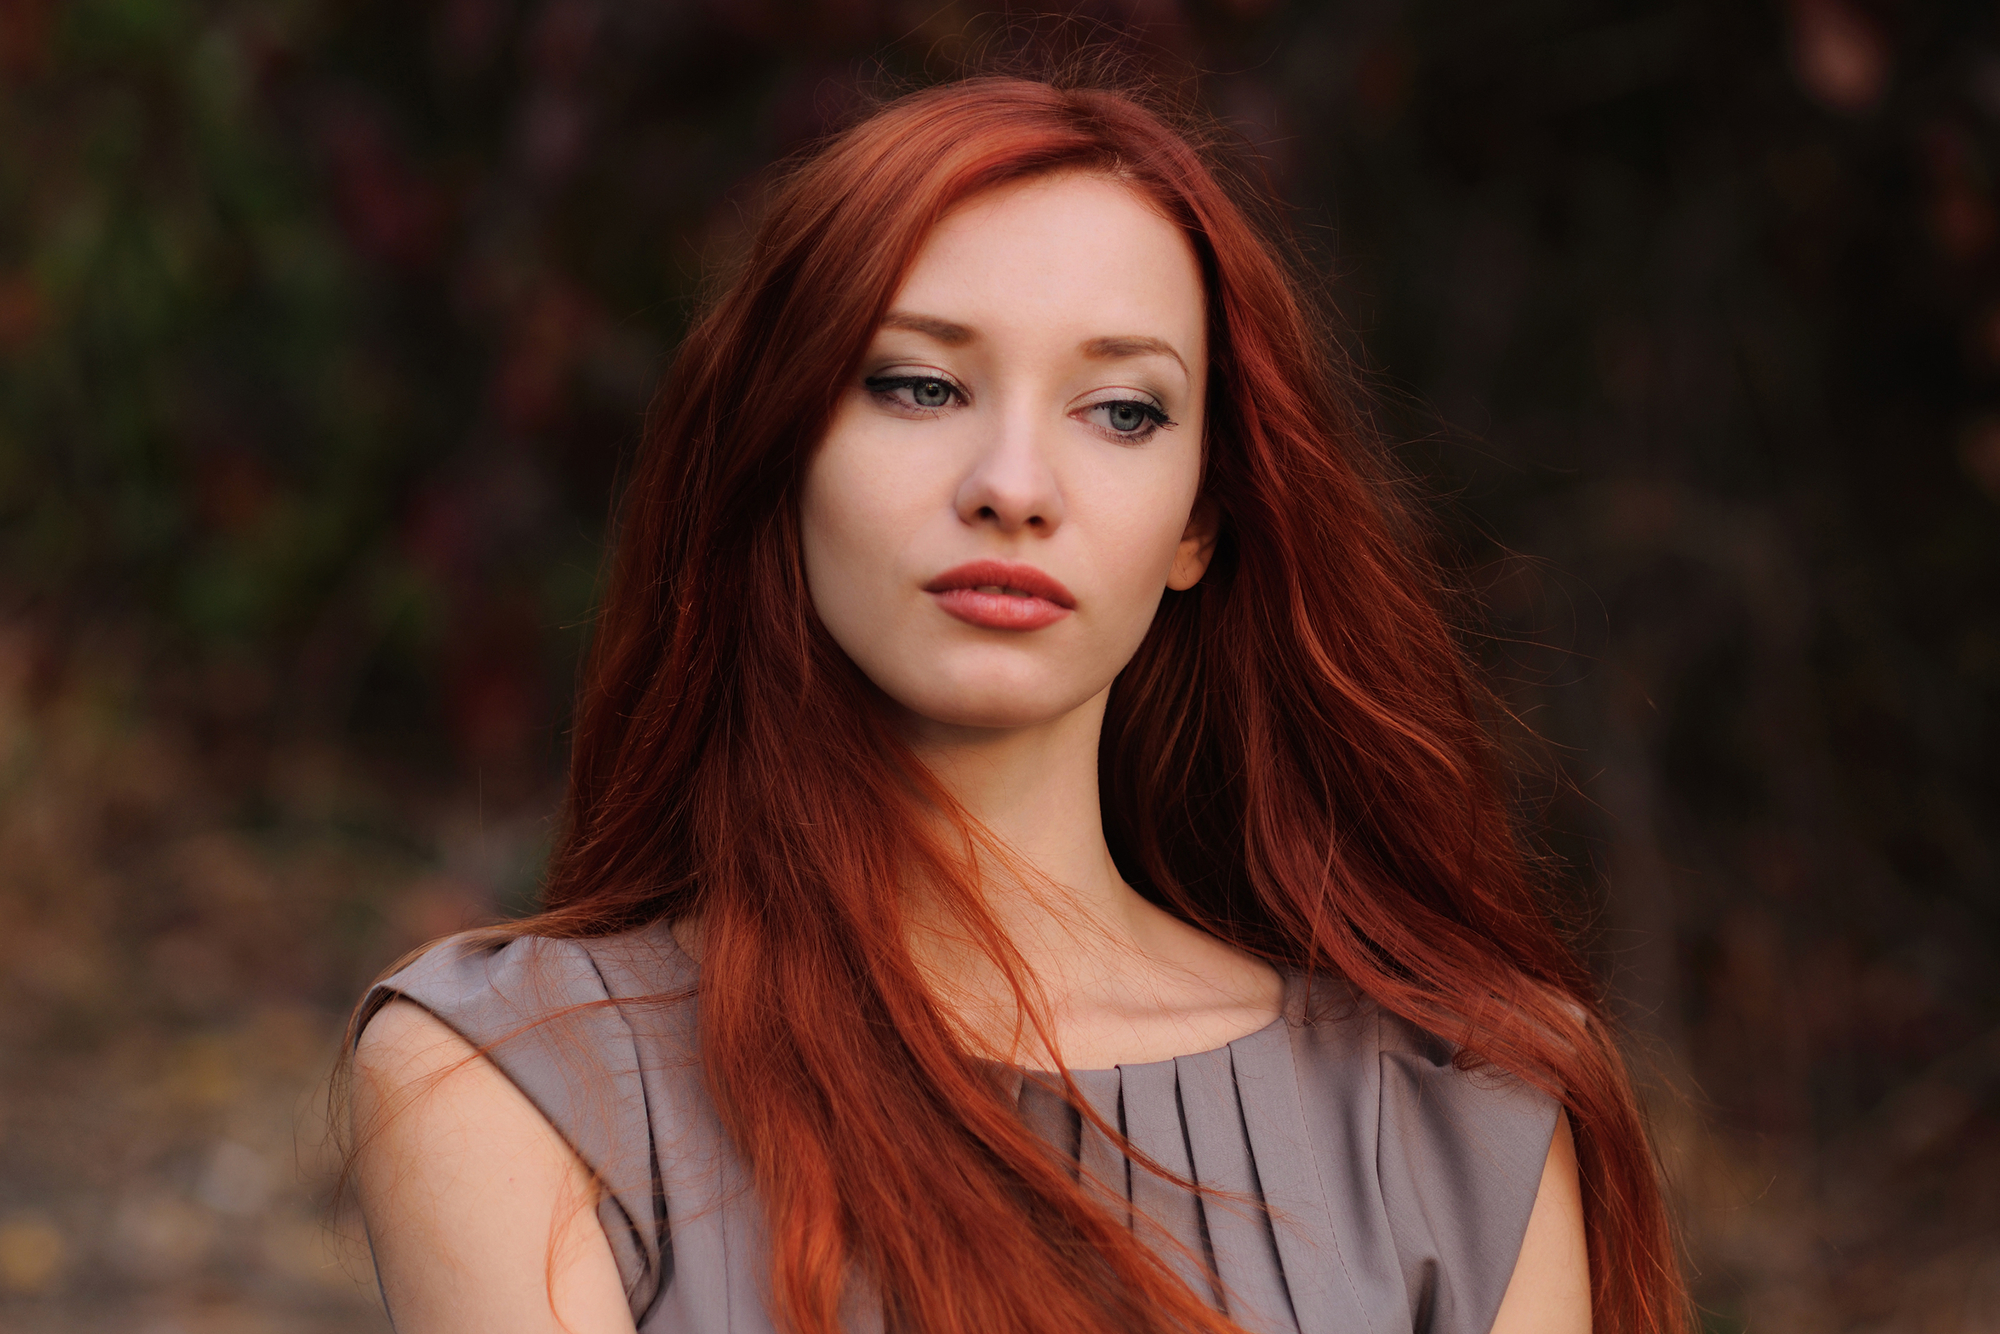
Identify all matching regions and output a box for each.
[976,506,997,520]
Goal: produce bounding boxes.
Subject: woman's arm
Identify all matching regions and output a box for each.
[351,998,639,1334]
[1489,1110,1592,1333]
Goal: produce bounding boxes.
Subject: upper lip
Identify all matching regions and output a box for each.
[923,560,1077,609]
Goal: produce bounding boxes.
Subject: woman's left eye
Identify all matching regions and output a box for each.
[1084,399,1174,439]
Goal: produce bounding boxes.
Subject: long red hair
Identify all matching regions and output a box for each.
[527,76,1688,1334]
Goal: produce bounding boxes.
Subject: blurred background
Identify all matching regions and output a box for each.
[0,0,1995,1330]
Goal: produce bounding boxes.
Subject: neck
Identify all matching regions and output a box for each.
[891,688,1285,1070]
[670,684,1282,1068]
[898,688,1146,994]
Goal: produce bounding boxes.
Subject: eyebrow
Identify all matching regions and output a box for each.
[879,312,974,345]
[879,313,1191,378]
[1081,334,1188,377]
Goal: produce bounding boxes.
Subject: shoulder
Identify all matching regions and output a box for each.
[1288,975,1565,1334]
[349,994,570,1180]
[350,922,695,1330]
[1291,974,1558,1142]
[351,922,698,1204]
[349,984,640,1334]
[350,989,481,1091]
[355,920,697,1054]
[1367,998,1560,1243]
[1285,975,1560,1197]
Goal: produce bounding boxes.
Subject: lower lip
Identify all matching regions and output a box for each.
[930,588,1073,631]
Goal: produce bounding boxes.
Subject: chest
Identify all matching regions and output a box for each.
[628,1017,1418,1334]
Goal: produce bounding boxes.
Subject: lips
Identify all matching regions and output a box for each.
[923,560,1076,631]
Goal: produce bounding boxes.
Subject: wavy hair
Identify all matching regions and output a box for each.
[523,75,1688,1334]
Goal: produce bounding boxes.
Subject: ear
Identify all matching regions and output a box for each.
[1166,495,1220,591]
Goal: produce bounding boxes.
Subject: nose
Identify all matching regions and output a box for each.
[952,405,1066,534]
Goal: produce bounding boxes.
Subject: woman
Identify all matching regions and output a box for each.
[350,76,1687,1334]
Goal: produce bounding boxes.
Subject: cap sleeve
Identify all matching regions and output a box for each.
[357,931,671,1323]
[1374,1015,1559,1334]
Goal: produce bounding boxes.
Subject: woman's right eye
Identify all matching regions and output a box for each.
[864,374,961,411]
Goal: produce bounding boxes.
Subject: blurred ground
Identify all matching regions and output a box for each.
[2,1,1998,1331]
[0,625,541,1332]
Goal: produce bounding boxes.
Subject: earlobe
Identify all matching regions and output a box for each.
[1166,497,1220,591]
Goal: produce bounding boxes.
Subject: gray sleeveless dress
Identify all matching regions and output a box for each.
[360,924,1556,1334]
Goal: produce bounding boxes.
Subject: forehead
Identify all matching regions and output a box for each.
[888,173,1206,358]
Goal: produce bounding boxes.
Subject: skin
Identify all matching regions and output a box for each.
[797,172,1274,1072]
[353,172,1589,1333]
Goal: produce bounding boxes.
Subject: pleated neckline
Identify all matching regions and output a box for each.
[1010,969,1306,1077]
[655,918,1309,1079]
[1002,968,1328,1334]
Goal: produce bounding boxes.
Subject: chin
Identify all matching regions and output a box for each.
[900,694,1071,732]
[890,671,1098,733]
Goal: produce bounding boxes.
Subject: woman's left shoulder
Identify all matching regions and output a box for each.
[1286,972,1561,1131]
[1282,973,1564,1334]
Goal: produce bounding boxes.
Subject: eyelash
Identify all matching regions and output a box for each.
[861,374,1177,443]
[864,374,966,412]
[1087,399,1176,441]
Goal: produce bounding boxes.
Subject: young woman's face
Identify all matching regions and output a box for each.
[800,172,1213,734]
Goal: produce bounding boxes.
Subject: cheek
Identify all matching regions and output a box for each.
[799,448,868,626]
[798,424,919,636]
[1088,454,1203,599]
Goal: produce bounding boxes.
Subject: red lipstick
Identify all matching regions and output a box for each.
[923,560,1076,631]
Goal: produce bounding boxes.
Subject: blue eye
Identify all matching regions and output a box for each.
[865,374,960,411]
[1106,402,1151,433]
[1089,399,1174,439]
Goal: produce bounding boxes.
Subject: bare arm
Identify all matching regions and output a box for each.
[351,998,638,1334]
[1488,1109,1592,1334]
